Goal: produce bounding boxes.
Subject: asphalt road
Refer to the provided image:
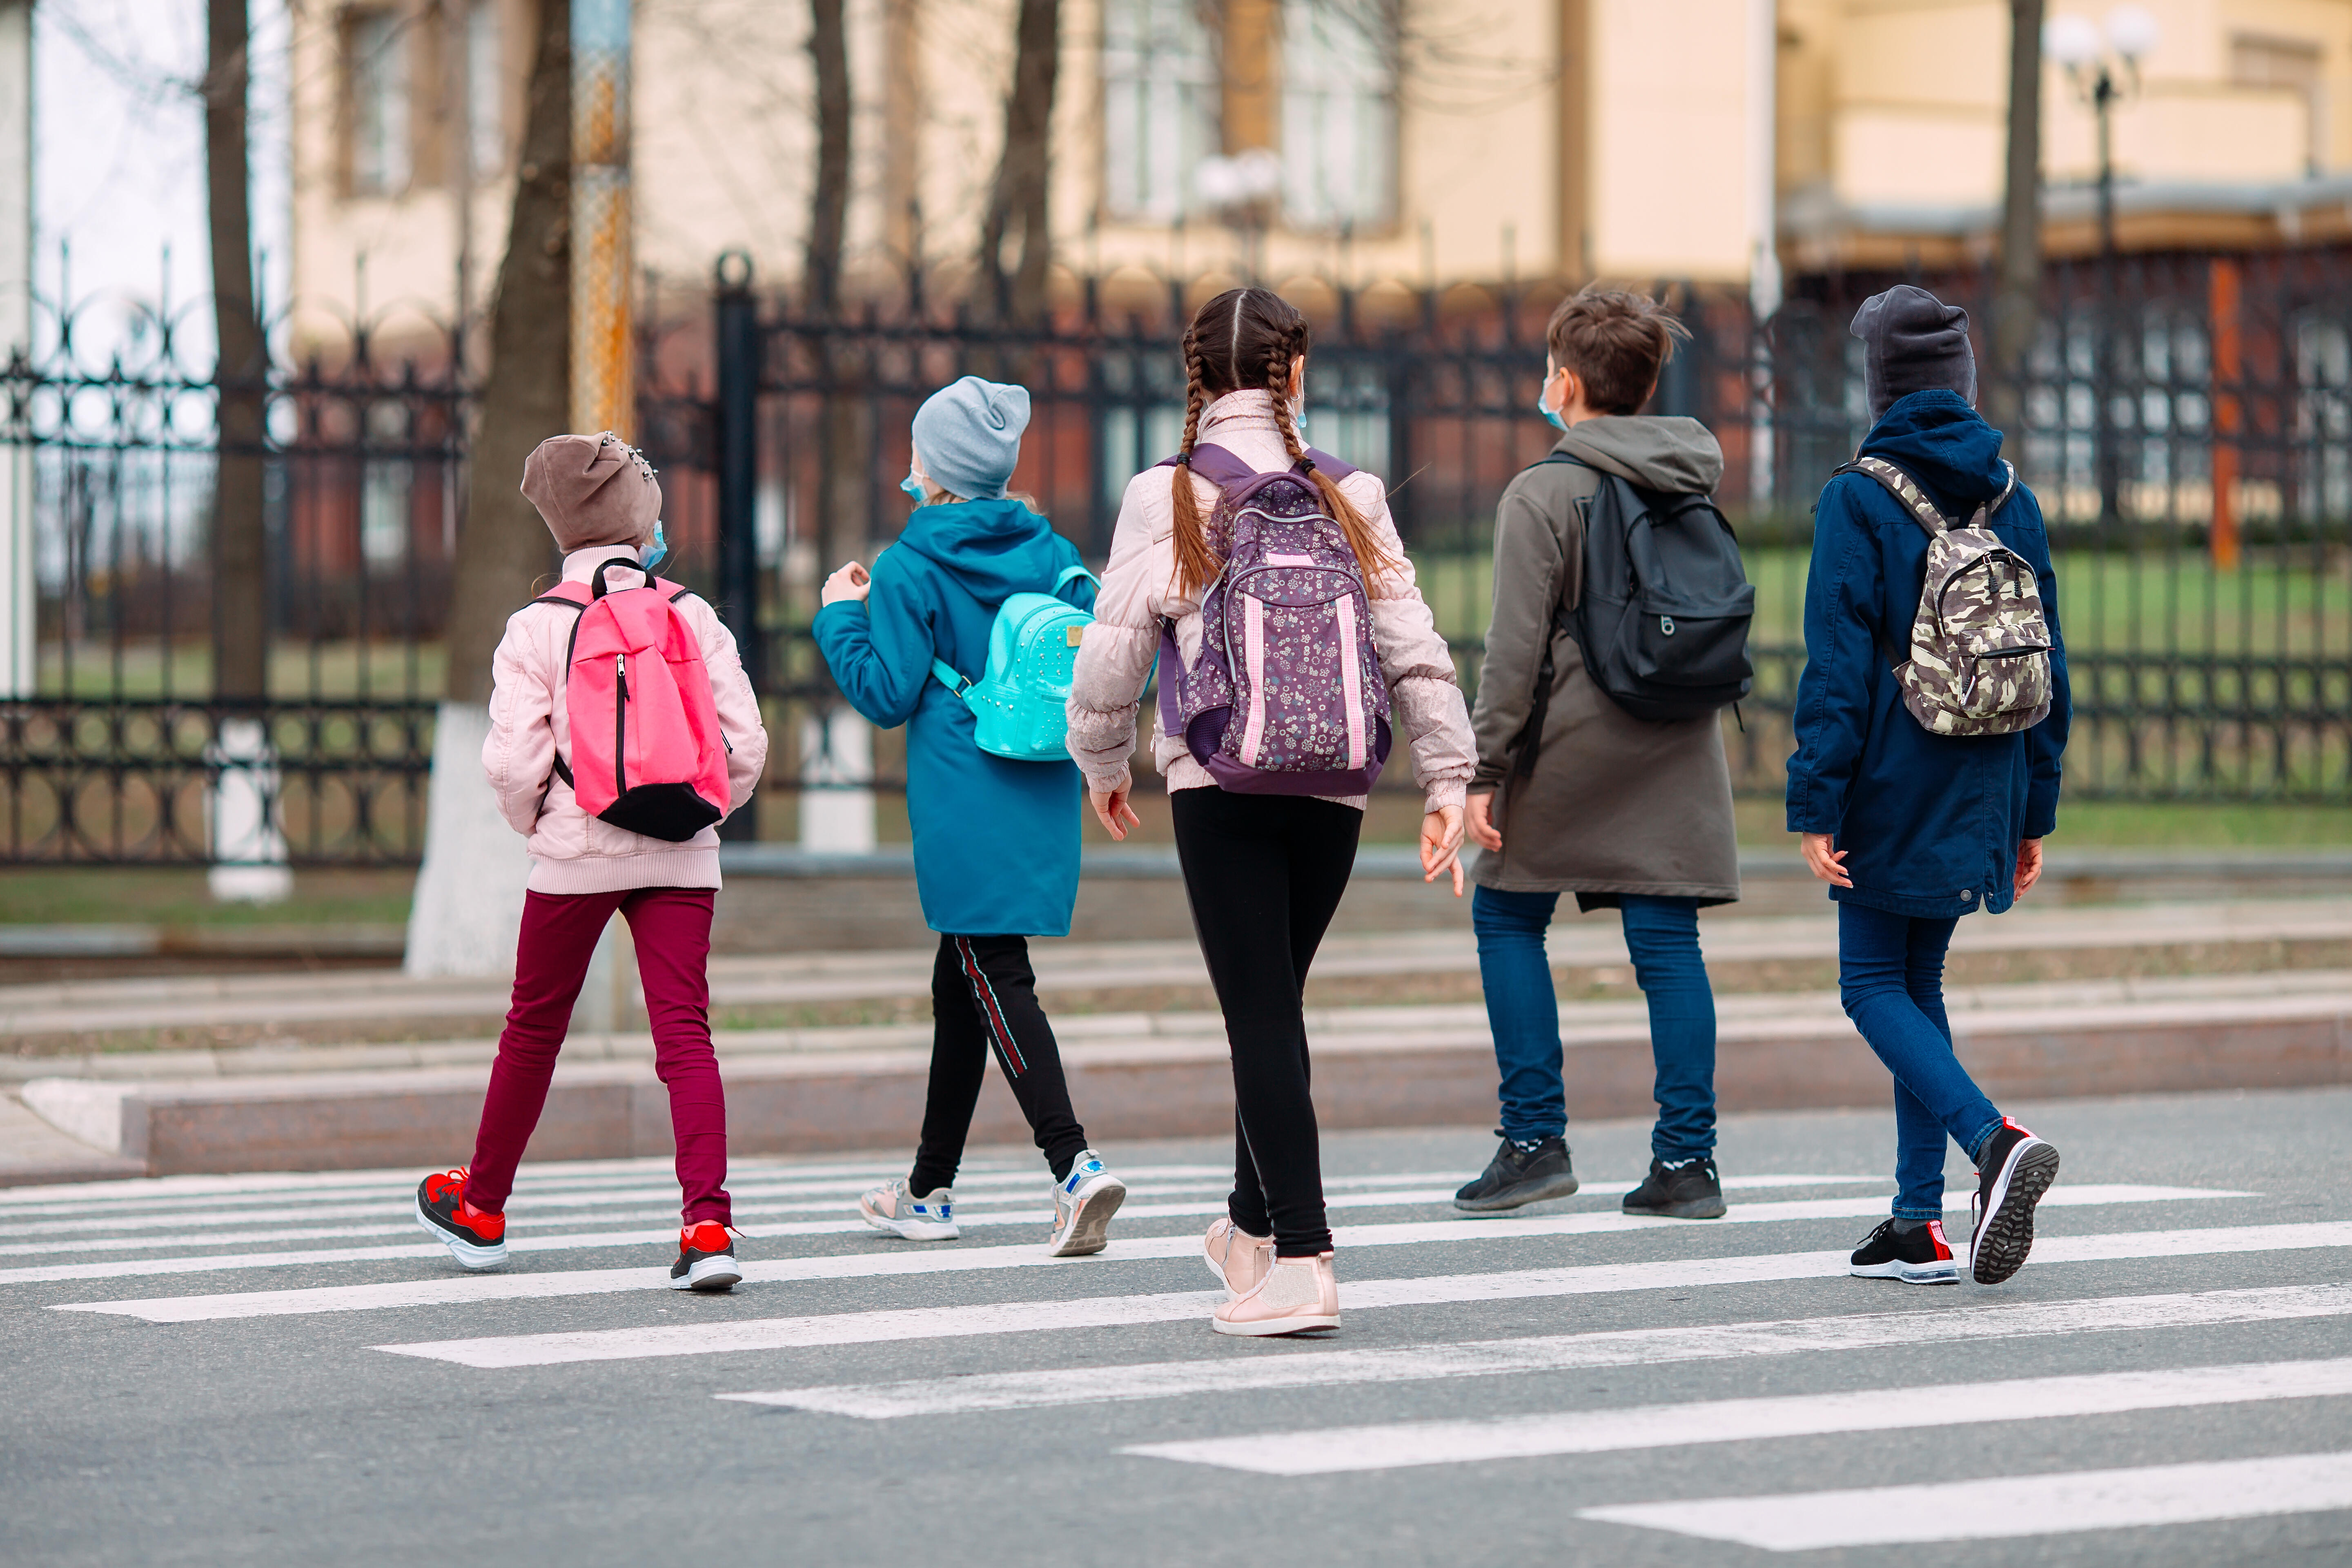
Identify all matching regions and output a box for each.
[4,1087,2350,1566]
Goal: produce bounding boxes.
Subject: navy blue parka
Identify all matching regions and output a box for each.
[1783,390,2072,919]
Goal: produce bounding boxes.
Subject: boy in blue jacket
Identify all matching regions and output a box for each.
[1786,286,2072,1288]
[814,376,1126,1258]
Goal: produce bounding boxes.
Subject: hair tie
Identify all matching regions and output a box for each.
[1175,451,1192,468]
[1297,455,1316,474]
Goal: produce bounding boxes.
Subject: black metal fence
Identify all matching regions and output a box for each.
[5,245,2348,864]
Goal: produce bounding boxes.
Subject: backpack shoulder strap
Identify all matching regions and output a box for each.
[930,659,974,700]
[1299,446,1356,482]
[1156,442,1257,489]
[1051,563,1099,596]
[1835,456,1951,538]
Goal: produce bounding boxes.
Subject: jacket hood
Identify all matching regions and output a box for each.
[1858,390,2009,515]
[892,497,1069,604]
[1552,416,1724,494]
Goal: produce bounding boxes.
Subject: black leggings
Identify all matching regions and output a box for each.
[909,934,1090,1195]
[1171,788,1361,1257]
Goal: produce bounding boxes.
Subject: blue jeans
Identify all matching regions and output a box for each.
[1837,902,2006,1220]
[1472,886,1717,1160]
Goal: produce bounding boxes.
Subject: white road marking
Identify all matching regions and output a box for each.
[720,1282,2352,1418]
[1577,1451,2352,1551]
[368,1222,2352,1369]
[41,1184,2229,1305]
[1122,1356,2352,1474]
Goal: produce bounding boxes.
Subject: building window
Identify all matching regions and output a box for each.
[347,9,412,196]
[1102,0,1220,221]
[466,0,505,179]
[1279,0,1396,229]
[2231,32,2324,174]
[361,401,414,569]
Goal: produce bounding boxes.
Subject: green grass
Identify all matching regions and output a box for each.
[35,642,447,700]
[1728,799,2352,849]
[0,867,416,927]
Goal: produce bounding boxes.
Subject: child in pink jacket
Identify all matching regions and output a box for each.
[414,432,768,1291]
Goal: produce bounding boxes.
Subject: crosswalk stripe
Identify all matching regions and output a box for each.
[717,1282,2352,1419]
[1120,1356,2352,1475]
[42,1184,2228,1307]
[367,1223,2352,1370]
[1577,1451,2352,1550]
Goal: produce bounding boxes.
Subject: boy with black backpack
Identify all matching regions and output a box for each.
[1788,285,2071,1286]
[1456,290,1749,1221]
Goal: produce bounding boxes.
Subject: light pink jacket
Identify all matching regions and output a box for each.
[1065,390,1475,813]
[482,547,770,894]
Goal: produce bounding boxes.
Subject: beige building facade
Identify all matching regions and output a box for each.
[285,0,2352,351]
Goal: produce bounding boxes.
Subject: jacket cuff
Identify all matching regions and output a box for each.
[1423,780,1468,814]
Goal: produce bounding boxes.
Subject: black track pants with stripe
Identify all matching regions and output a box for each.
[909,934,1091,1195]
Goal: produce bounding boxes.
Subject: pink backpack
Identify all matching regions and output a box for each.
[533,559,731,842]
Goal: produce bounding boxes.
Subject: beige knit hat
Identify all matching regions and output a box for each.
[520,432,662,552]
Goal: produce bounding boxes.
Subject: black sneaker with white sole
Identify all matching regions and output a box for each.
[1621,1155,1728,1218]
[669,1221,742,1292]
[1849,1217,1959,1284]
[1453,1135,1579,1213]
[1969,1118,2061,1285]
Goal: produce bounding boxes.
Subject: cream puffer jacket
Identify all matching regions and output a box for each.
[1065,390,1475,813]
[481,547,769,894]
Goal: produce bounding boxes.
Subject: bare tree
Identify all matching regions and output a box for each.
[1987,0,2045,437]
[977,0,1058,326]
[204,0,266,702]
[441,0,572,704]
[806,0,849,323]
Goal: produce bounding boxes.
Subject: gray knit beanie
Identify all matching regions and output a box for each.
[911,376,1030,501]
[1851,285,1977,421]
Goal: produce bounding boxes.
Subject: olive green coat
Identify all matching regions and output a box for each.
[1468,416,1741,906]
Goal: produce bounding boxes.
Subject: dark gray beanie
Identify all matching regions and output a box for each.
[1851,285,1976,421]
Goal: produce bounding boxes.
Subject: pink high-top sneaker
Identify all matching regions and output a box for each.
[1202,1216,1272,1298]
[1212,1251,1339,1336]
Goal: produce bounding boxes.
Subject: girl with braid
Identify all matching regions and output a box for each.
[1066,288,1476,1335]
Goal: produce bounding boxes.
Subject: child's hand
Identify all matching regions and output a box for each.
[1800,832,1852,888]
[1466,791,1502,852]
[2015,837,2044,898]
[1090,784,1141,841]
[820,561,871,606]
[1421,805,1466,896]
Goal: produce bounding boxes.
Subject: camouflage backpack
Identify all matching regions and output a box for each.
[1836,456,2054,737]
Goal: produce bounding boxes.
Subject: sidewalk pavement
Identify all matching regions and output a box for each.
[5,896,2348,1182]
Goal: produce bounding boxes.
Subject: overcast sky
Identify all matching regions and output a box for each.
[33,0,290,368]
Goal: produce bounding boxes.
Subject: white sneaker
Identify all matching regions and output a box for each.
[858,1177,960,1241]
[1046,1149,1126,1257]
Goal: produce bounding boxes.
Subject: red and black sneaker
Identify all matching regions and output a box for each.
[1849,1217,1959,1284]
[414,1168,508,1270]
[669,1221,742,1292]
[1971,1118,2062,1285]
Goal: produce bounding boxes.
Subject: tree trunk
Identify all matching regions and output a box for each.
[1988,0,2044,438]
[442,0,572,705]
[806,0,849,323]
[977,0,1058,327]
[205,0,267,702]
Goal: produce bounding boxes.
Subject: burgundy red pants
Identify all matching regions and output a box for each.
[464,887,731,1225]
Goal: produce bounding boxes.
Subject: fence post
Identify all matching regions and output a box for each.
[713,251,762,841]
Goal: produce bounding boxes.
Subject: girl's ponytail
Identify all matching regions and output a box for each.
[1169,321,1217,596]
[1265,320,1397,591]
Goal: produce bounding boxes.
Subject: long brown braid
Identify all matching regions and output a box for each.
[1168,287,1397,595]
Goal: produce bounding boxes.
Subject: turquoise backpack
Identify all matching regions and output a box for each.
[930,564,1099,761]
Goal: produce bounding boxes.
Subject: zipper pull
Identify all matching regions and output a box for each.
[615,652,627,696]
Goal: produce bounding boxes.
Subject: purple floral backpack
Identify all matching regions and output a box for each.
[1153,443,1392,794]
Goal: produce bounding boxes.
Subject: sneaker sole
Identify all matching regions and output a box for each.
[859,1203,960,1242]
[1211,1311,1339,1338]
[1048,1178,1126,1258]
[1451,1171,1581,1213]
[413,1197,507,1270]
[669,1255,742,1292]
[1849,1258,1960,1285]
[1622,1195,1728,1220]
[1972,1139,2061,1285]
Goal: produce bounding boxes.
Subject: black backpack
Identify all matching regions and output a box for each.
[1510,454,1754,768]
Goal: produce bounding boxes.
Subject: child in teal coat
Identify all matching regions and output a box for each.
[813,376,1125,1258]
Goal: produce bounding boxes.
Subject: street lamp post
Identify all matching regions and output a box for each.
[2047,6,2158,527]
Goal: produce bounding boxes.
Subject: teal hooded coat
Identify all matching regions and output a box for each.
[813,499,1095,937]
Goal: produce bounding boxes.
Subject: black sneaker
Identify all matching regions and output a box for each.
[669,1221,743,1292]
[1970,1118,2061,1284]
[1849,1217,1959,1284]
[1622,1155,1728,1218]
[1452,1135,1579,1213]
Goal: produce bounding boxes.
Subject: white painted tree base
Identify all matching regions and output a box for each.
[404,702,532,978]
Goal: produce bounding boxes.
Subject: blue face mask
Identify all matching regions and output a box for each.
[1535,372,1568,433]
[639,522,668,572]
[900,470,927,502]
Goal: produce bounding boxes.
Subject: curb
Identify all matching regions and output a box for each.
[19,993,2350,1177]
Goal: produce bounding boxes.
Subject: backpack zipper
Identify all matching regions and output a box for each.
[613,653,628,795]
